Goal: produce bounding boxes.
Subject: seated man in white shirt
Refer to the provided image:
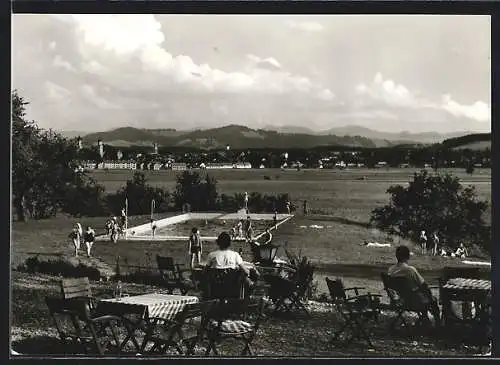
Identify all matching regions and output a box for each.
[206,232,250,276]
[388,245,441,325]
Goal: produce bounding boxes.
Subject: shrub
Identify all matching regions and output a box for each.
[173,171,218,211]
[217,192,295,213]
[370,170,491,253]
[284,246,316,300]
[18,255,101,281]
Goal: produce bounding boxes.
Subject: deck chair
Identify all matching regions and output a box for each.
[156,255,195,295]
[203,268,246,301]
[326,278,381,348]
[144,300,217,355]
[45,297,122,355]
[263,274,310,317]
[381,273,439,334]
[204,298,265,356]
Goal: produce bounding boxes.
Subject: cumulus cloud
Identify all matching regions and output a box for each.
[285,20,324,32]
[441,95,490,122]
[58,15,332,100]
[356,72,491,123]
[81,84,121,110]
[356,72,419,107]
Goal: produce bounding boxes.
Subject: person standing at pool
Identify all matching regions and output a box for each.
[84,226,96,258]
[120,208,126,229]
[273,211,278,229]
[237,220,244,238]
[188,227,203,269]
[110,220,119,243]
[286,201,291,215]
[244,216,253,241]
[151,219,157,237]
[243,192,249,211]
[303,200,308,215]
[419,230,428,255]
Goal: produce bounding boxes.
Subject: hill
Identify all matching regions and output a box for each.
[441,133,491,150]
[82,124,383,149]
[263,124,472,144]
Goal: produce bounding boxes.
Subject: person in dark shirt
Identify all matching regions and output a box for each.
[84,226,96,258]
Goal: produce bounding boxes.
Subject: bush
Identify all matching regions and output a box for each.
[217,192,294,213]
[370,170,491,253]
[18,256,101,281]
[63,174,107,217]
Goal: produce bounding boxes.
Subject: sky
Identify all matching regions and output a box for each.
[12,14,491,134]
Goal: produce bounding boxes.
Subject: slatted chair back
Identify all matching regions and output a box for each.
[325,277,348,303]
[156,255,178,280]
[381,273,427,312]
[204,268,245,300]
[60,277,92,301]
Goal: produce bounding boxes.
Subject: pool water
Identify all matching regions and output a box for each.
[155,219,275,238]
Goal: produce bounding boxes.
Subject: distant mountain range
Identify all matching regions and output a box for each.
[61,124,479,150]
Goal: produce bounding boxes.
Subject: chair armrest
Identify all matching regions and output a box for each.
[91,314,123,323]
[345,287,366,291]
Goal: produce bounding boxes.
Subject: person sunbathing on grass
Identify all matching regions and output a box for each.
[360,240,391,248]
[388,245,441,326]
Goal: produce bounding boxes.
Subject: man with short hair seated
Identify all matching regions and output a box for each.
[388,245,441,325]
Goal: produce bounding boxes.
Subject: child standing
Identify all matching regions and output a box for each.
[84,226,96,258]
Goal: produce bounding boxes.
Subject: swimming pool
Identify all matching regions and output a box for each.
[155,219,273,238]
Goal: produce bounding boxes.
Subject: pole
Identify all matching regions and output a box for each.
[151,199,155,221]
[124,198,128,239]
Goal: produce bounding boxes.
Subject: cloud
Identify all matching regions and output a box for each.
[81,84,122,109]
[441,95,490,122]
[44,81,72,101]
[356,72,491,123]
[285,20,324,32]
[356,72,419,108]
[246,54,282,71]
[53,55,77,72]
[58,15,332,100]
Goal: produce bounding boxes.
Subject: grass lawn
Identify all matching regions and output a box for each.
[10,271,484,357]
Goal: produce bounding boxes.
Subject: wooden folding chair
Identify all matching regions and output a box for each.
[45,297,122,355]
[95,301,147,354]
[381,273,438,335]
[326,278,381,348]
[156,255,195,295]
[60,277,96,310]
[263,274,310,317]
[203,268,246,301]
[204,298,265,356]
[144,300,217,355]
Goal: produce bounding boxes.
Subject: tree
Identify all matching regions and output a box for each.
[107,172,170,215]
[370,170,490,253]
[12,90,109,220]
[173,171,219,211]
[12,91,82,220]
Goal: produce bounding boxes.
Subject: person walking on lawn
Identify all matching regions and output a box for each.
[388,245,441,326]
[83,226,96,258]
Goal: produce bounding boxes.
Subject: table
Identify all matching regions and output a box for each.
[99,293,199,353]
[441,278,491,325]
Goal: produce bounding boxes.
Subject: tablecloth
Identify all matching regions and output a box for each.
[102,293,199,321]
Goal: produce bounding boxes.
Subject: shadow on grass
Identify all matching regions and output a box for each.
[12,336,72,355]
[308,215,371,229]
